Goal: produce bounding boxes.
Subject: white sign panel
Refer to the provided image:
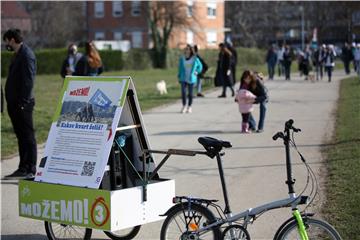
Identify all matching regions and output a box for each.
[35,76,130,188]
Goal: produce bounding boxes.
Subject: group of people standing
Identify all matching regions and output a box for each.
[268,43,338,82]
[177,42,239,114]
[266,45,294,81]
[341,42,360,77]
[60,41,104,78]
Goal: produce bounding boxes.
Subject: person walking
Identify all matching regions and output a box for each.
[323,45,336,82]
[312,45,324,81]
[193,45,208,97]
[277,44,285,77]
[218,43,235,98]
[341,42,353,75]
[177,44,203,113]
[266,45,277,80]
[353,44,360,77]
[283,45,293,80]
[301,45,312,80]
[3,29,37,179]
[60,43,82,79]
[74,41,103,76]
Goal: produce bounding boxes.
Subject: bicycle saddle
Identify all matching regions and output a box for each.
[198,137,232,158]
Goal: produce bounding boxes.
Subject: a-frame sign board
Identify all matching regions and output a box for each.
[19,76,174,231]
[34,76,156,188]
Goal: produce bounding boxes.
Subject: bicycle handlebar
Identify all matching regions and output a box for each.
[273,119,301,141]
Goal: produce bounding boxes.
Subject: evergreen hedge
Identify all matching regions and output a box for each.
[1,47,265,77]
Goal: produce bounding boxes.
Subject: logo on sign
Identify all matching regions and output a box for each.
[89,89,112,109]
[69,86,90,96]
[91,197,110,227]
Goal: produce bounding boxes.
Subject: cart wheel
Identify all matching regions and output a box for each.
[104,226,141,240]
[44,221,92,240]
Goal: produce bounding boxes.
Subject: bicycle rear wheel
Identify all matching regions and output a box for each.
[44,221,92,240]
[160,203,221,240]
[277,218,341,240]
[104,225,141,240]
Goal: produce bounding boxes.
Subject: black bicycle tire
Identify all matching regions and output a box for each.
[273,213,315,240]
[160,203,221,240]
[44,221,92,240]
[276,218,342,240]
[103,225,141,240]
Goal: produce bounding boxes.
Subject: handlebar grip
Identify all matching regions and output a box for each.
[285,119,294,130]
[272,132,284,141]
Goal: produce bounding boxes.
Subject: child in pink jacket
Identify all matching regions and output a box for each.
[235,89,256,133]
[235,70,257,133]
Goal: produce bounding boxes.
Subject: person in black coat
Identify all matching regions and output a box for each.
[341,42,353,75]
[74,41,103,76]
[217,43,235,98]
[60,44,82,79]
[3,29,37,179]
[226,42,238,85]
[283,45,293,80]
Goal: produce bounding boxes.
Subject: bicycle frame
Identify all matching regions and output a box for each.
[192,193,308,235]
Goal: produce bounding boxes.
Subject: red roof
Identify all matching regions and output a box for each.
[1,1,30,18]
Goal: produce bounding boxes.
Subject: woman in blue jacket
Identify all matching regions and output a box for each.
[178,44,203,113]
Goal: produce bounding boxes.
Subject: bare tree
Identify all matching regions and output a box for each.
[148,1,196,68]
[21,2,86,48]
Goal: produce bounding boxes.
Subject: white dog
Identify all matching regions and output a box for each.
[156,80,168,95]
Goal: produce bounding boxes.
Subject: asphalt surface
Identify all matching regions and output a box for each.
[1,71,351,239]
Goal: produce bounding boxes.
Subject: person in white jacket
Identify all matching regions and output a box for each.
[353,44,360,77]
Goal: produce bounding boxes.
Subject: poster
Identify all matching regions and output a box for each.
[35,76,130,189]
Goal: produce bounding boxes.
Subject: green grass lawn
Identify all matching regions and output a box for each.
[322,76,360,239]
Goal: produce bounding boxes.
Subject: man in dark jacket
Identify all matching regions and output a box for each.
[3,29,37,179]
[341,42,353,75]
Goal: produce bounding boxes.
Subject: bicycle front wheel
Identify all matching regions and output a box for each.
[160,203,221,240]
[277,218,341,240]
[44,221,92,240]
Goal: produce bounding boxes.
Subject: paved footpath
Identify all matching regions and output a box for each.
[1,71,351,239]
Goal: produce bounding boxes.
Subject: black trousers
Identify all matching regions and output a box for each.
[7,102,37,174]
[344,60,351,74]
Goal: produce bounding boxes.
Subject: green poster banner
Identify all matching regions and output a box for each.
[19,180,111,230]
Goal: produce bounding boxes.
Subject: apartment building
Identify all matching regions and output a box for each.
[86,1,225,49]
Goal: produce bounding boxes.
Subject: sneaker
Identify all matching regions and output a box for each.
[218,95,226,98]
[197,93,205,97]
[187,107,192,113]
[4,169,34,180]
[256,129,264,133]
[180,106,186,114]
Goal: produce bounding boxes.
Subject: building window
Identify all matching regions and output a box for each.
[94,1,104,18]
[186,30,194,45]
[114,32,122,40]
[131,31,143,48]
[112,1,123,17]
[187,1,193,17]
[131,1,141,16]
[206,2,216,19]
[206,31,217,45]
[95,32,105,40]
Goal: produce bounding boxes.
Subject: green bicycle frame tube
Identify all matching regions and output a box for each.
[293,209,309,240]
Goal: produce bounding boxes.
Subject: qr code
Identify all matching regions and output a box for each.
[81,161,96,176]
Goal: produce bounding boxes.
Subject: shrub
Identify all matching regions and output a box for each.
[1,47,265,77]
